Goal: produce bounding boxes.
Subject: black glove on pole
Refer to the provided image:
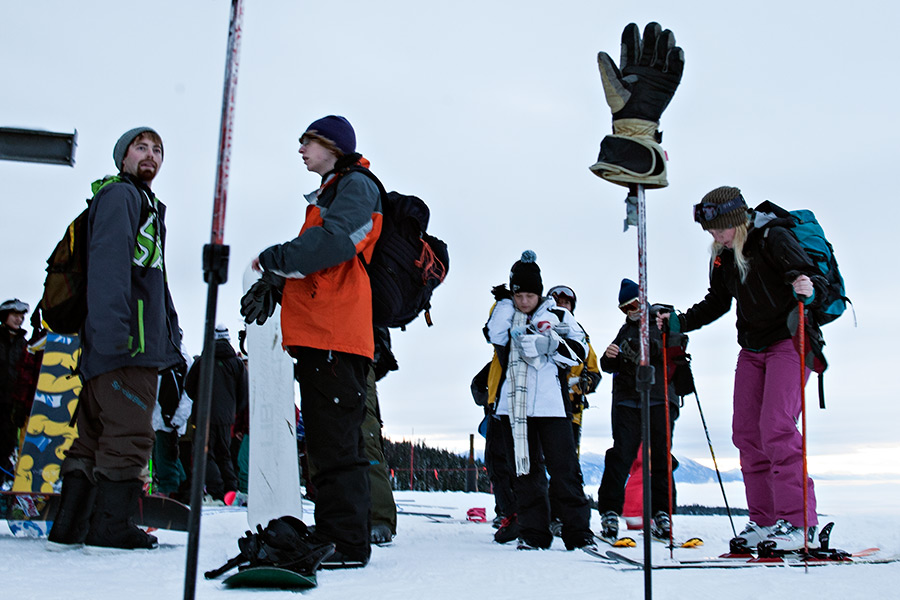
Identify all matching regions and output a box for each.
[591,23,684,188]
[590,23,685,600]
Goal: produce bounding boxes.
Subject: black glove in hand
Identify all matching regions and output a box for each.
[598,22,684,126]
[240,272,283,326]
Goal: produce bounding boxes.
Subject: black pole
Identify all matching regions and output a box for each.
[183,1,243,598]
[466,434,477,492]
[694,389,737,538]
[183,245,229,599]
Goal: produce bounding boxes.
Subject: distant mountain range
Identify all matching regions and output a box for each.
[472,450,744,485]
[577,452,744,486]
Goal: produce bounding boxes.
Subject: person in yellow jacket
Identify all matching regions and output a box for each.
[547,285,601,456]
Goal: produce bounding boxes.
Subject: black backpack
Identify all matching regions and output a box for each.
[32,176,148,334]
[349,167,449,329]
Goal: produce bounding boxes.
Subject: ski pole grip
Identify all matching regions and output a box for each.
[635,364,655,392]
[202,243,230,284]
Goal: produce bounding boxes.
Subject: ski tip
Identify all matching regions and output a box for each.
[680,537,704,548]
[614,537,637,548]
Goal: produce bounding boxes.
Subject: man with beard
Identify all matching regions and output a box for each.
[48,127,183,551]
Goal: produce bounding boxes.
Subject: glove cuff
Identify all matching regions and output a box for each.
[590,134,668,189]
[612,118,659,139]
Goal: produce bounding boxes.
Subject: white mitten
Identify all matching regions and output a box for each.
[518,333,556,358]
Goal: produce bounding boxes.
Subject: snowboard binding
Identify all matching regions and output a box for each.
[205,516,335,580]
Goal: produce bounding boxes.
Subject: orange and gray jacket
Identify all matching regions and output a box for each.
[259,165,383,359]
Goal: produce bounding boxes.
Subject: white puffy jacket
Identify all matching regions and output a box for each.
[487,297,587,417]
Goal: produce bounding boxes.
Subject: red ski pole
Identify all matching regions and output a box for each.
[183,1,244,598]
[798,300,809,560]
[662,331,675,557]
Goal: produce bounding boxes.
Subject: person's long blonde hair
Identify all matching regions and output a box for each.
[712,217,751,282]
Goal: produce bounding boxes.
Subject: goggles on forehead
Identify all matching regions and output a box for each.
[693,195,747,224]
[548,286,576,301]
[0,298,29,313]
[618,298,641,314]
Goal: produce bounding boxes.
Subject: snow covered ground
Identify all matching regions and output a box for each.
[2,487,898,600]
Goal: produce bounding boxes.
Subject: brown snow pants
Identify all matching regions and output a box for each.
[63,366,158,483]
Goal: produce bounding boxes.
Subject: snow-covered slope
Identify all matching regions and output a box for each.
[2,490,898,600]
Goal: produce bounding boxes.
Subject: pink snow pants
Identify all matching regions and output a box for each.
[732,338,817,528]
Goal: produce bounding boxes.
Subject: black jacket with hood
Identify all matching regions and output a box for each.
[81,173,183,381]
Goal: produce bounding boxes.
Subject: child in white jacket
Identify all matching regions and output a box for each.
[485,251,594,551]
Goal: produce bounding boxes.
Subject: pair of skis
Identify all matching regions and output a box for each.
[584,522,897,569]
[599,548,897,569]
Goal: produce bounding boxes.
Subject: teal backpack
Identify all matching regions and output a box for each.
[757,200,853,409]
[756,200,850,326]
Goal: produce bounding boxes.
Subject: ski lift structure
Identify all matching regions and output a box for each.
[0,127,77,166]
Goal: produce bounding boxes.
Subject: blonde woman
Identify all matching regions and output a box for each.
[658,186,824,552]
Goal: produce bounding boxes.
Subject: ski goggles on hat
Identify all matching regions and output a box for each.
[618,298,640,314]
[548,286,576,301]
[693,195,747,224]
[0,298,29,313]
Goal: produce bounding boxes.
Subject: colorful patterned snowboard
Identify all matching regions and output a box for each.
[12,331,81,494]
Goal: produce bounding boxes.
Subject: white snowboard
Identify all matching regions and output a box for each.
[242,263,303,528]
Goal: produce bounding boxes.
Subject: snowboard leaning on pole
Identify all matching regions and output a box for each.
[242,263,303,530]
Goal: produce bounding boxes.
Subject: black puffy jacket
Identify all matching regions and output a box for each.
[679,215,826,351]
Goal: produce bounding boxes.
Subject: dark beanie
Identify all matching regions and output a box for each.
[618,278,639,306]
[302,115,356,156]
[114,127,162,170]
[695,186,749,231]
[509,250,543,295]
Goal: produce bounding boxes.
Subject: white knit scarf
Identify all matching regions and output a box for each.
[507,309,530,476]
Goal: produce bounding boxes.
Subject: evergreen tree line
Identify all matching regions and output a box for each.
[383,438,491,492]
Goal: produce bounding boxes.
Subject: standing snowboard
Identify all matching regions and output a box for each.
[12,331,80,494]
[242,263,303,529]
[4,332,80,536]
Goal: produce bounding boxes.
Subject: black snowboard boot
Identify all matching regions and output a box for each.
[47,471,97,549]
[85,477,158,550]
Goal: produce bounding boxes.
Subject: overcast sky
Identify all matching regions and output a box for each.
[2,1,898,477]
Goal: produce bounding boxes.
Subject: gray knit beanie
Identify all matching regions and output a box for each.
[113,127,162,170]
[694,186,749,231]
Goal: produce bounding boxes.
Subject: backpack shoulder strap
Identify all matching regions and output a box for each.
[344,165,388,199]
[342,166,387,268]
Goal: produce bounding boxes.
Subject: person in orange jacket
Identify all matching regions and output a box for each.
[246,115,382,569]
